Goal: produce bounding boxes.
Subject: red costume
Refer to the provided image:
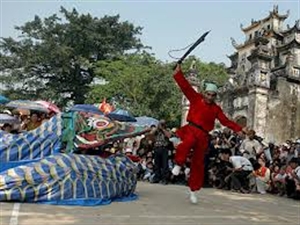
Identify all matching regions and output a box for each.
[173,69,242,191]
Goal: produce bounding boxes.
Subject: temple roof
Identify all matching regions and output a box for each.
[240,6,289,32]
[276,39,300,51]
[227,52,238,60]
[280,20,300,35]
[231,37,256,50]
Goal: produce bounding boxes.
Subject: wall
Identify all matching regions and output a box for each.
[265,78,300,143]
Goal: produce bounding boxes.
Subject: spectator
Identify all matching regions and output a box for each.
[252,159,270,194]
[151,120,171,185]
[221,148,253,193]
[239,130,262,159]
[285,158,300,199]
[273,166,287,196]
[26,113,41,131]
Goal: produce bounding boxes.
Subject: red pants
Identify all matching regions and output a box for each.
[175,125,209,191]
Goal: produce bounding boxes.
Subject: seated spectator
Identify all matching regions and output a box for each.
[143,161,154,181]
[273,166,287,196]
[252,159,270,194]
[26,113,41,131]
[285,157,300,199]
[221,149,253,193]
[208,156,233,189]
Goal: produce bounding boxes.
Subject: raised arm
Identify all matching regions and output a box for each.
[173,64,201,102]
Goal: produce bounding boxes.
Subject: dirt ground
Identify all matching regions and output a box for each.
[1,182,299,225]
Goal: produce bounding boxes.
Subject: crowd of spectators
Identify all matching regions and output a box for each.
[2,109,299,200]
[96,123,300,201]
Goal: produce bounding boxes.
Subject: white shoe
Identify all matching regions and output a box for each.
[189,191,198,204]
[172,165,181,176]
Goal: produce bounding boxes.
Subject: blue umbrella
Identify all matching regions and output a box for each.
[0,114,19,124]
[133,116,159,127]
[69,104,104,115]
[107,109,137,122]
[0,95,9,104]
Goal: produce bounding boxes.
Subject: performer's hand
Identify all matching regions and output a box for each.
[242,127,249,135]
[237,127,249,137]
[174,64,181,74]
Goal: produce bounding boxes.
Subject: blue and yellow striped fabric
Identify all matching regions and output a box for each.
[0,153,137,205]
[0,115,62,172]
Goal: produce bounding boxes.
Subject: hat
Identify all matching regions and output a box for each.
[125,148,132,154]
[204,82,218,93]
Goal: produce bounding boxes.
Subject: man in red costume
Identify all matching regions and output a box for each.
[172,64,247,204]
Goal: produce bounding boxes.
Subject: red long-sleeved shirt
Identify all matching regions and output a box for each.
[174,69,242,133]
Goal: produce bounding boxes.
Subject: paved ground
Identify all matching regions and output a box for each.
[0,182,299,225]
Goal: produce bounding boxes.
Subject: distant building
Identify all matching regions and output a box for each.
[220,5,300,143]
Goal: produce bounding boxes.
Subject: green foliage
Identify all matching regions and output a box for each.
[0,7,229,126]
[0,7,143,106]
[180,56,228,89]
[87,54,228,127]
[86,52,182,126]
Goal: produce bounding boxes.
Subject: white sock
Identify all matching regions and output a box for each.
[189,191,198,204]
[172,165,181,176]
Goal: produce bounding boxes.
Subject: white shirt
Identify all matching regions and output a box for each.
[294,166,300,179]
[239,139,262,158]
[229,156,253,171]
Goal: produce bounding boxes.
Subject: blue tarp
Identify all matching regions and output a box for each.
[0,113,138,206]
[0,153,137,206]
[0,115,62,172]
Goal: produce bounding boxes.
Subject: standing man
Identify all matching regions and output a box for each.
[151,120,171,185]
[239,130,263,159]
[172,64,247,204]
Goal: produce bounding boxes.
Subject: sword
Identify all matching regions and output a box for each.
[173,30,210,69]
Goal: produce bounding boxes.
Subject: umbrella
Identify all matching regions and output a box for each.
[107,109,137,122]
[5,100,49,113]
[0,114,19,124]
[35,100,60,113]
[0,95,9,104]
[133,116,159,127]
[69,104,104,115]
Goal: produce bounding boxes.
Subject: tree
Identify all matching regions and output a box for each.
[87,52,182,126]
[180,56,229,88]
[87,53,229,127]
[0,7,144,106]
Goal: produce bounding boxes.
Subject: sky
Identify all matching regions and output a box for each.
[0,0,299,65]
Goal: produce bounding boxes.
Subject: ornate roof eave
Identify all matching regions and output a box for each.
[240,21,260,32]
[271,65,286,73]
[247,52,273,62]
[272,30,284,40]
[276,39,300,51]
[226,52,238,60]
[240,8,289,33]
[281,20,300,34]
[231,37,255,50]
